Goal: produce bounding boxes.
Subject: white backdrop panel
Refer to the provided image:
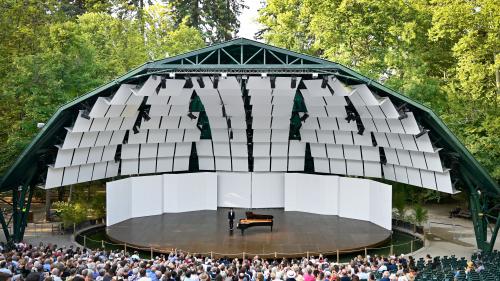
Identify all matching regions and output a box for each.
[163,173,217,213]
[131,175,163,218]
[369,181,392,230]
[106,178,132,226]
[217,172,251,208]
[284,173,338,215]
[251,173,284,208]
[338,177,370,221]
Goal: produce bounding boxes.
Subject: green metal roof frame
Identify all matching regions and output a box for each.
[0,38,498,197]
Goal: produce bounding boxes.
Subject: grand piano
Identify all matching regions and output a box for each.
[236,212,274,235]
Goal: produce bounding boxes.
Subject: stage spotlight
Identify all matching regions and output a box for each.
[197,76,205,88]
[357,126,365,135]
[345,111,356,123]
[213,76,219,89]
[270,76,276,89]
[185,76,193,88]
[291,76,297,88]
[187,112,197,120]
[321,76,328,88]
[300,113,309,122]
[398,112,408,120]
[160,76,167,89]
[142,112,151,121]
[133,125,139,134]
[81,110,90,120]
[416,128,430,138]
[229,131,233,140]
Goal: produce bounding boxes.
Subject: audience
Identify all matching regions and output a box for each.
[0,242,496,281]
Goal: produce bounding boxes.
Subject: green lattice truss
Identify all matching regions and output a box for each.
[0,38,498,251]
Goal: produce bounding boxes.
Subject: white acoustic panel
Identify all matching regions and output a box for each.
[387,119,405,134]
[346,159,364,176]
[89,97,110,118]
[141,116,161,129]
[45,167,64,189]
[317,130,335,143]
[337,118,357,131]
[288,157,304,171]
[121,144,140,159]
[106,161,119,177]
[400,134,419,151]
[102,146,117,163]
[338,177,370,220]
[140,143,158,158]
[314,158,330,173]
[89,118,108,132]
[165,129,184,142]
[373,132,389,147]
[327,144,344,159]
[334,131,353,145]
[415,133,434,152]
[173,156,189,171]
[72,147,90,166]
[106,178,131,225]
[156,157,173,173]
[436,171,454,193]
[199,156,215,170]
[362,146,380,162]
[232,157,249,171]
[213,142,230,156]
[252,172,284,208]
[383,164,396,181]
[215,156,232,171]
[135,75,161,96]
[87,146,104,163]
[130,176,163,220]
[344,145,361,160]
[386,133,404,149]
[79,132,99,147]
[328,78,351,96]
[420,169,437,190]
[121,159,139,175]
[253,129,271,142]
[300,130,317,142]
[54,149,74,168]
[401,112,420,134]
[175,142,192,156]
[270,142,288,156]
[271,129,289,142]
[271,157,288,171]
[394,165,409,183]
[303,79,332,96]
[62,166,79,186]
[407,167,423,187]
[162,173,217,213]
[410,150,427,169]
[364,161,382,178]
[310,143,327,157]
[158,79,187,96]
[109,130,126,145]
[139,158,157,174]
[330,158,347,175]
[353,132,372,146]
[424,152,443,172]
[254,157,270,171]
[95,131,113,146]
[148,129,167,143]
[373,118,391,133]
[92,162,107,180]
[231,142,247,157]
[217,172,251,208]
[128,129,148,144]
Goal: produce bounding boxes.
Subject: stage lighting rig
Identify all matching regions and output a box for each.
[321,76,328,88]
[213,76,219,89]
[187,112,197,120]
[291,76,297,88]
[300,113,309,122]
[197,76,205,88]
[416,127,430,138]
[270,76,276,89]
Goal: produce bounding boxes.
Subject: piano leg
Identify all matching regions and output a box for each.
[241,229,244,235]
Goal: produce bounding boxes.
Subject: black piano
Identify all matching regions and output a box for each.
[236,212,274,235]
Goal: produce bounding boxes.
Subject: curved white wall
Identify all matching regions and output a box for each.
[106,172,392,230]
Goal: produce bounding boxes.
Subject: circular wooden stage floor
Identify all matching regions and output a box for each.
[106,209,391,257]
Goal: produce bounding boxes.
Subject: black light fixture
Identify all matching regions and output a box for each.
[81,110,90,120]
[270,76,276,89]
[291,76,297,88]
[213,76,219,89]
[196,124,203,132]
[229,130,233,140]
[321,76,328,88]
[187,112,197,120]
[345,111,357,123]
[142,112,151,121]
[398,112,408,120]
[300,113,309,122]
[357,126,365,136]
[132,125,140,134]
[380,156,387,165]
[416,128,430,138]
[160,76,167,88]
[227,118,232,129]
[184,76,193,88]
[197,76,205,88]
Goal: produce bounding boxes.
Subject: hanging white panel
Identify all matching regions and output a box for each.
[325,106,347,117]
[324,95,347,106]
[105,105,125,118]
[72,147,90,166]
[387,119,405,134]
[317,117,338,130]
[330,158,347,175]
[366,106,387,119]
[415,133,434,152]
[165,129,184,142]
[364,161,381,178]
[373,119,391,133]
[310,143,327,157]
[396,149,413,167]
[121,144,140,159]
[424,152,443,172]
[254,157,270,171]
[316,130,335,144]
[148,129,167,143]
[213,142,230,156]
[346,160,364,176]
[288,157,304,171]
[337,118,357,131]
[410,151,427,170]
[384,147,399,165]
[121,159,139,175]
[169,91,191,105]
[386,133,404,149]
[351,84,380,105]
[45,167,64,189]
[326,144,344,159]
[169,104,190,116]
[140,143,158,159]
[232,157,249,171]
[211,128,229,142]
[394,165,409,183]
[121,104,140,117]
[110,84,136,104]
[253,129,271,142]
[271,117,290,129]
[247,76,271,89]
[401,112,420,134]
[334,131,353,145]
[105,117,124,131]
[272,104,293,116]
[94,131,113,146]
[209,116,229,128]
[302,118,320,130]
[383,164,396,181]
[252,116,271,129]
[379,99,399,118]
[87,146,104,164]
[79,132,99,148]
[300,129,317,143]
[135,75,161,96]
[344,145,362,160]
[270,142,288,157]
[196,140,213,156]
[150,104,171,117]
[230,142,247,157]
[106,160,120,178]
[407,167,423,187]
[198,156,215,170]
[109,130,126,145]
[139,158,157,174]
[314,158,330,173]
[400,134,419,151]
[361,118,377,132]
[353,132,372,146]
[355,106,372,118]
[161,116,180,129]
[89,97,110,118]
[328,78,351,96]
[289,140,306,156]
[361,146,380,162]
[253,142,270,157]
[252,104,272,116]
[173,156,189,171]
[156,157,173,173]
[230,117,246,129]
[435,171,454,193]
[175,142,192,157]
[72,112,93,132]
[102,145,117,162]
[275,76,301,89]
[62,166,79,186]
[271,129,289,142]
[271,157,288,171]
[373,132,389,147]
[120,115,138,129]
[146,95,169,105]
[214,157,231,171]
[303,79,332,96]
[89,162,106,180]
[302,92,325,106]
[141,116,161,129]
[78,164,94,183]
[128,129,148,144]
[420,169,437,190]
[55,149,74,168]
[307,106,328,117]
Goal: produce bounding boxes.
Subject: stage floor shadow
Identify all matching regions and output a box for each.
[106,209,391,256]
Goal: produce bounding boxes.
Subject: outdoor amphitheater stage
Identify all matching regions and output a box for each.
[106,209,391,257]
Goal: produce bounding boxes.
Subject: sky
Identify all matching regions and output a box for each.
[237,0,265,40]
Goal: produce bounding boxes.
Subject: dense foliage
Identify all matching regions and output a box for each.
[258,0,500,182]
[0,1,208,173]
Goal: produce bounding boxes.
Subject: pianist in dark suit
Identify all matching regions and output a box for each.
[228,208,235,230]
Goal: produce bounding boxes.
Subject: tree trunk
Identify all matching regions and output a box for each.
[45,189,51,221]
